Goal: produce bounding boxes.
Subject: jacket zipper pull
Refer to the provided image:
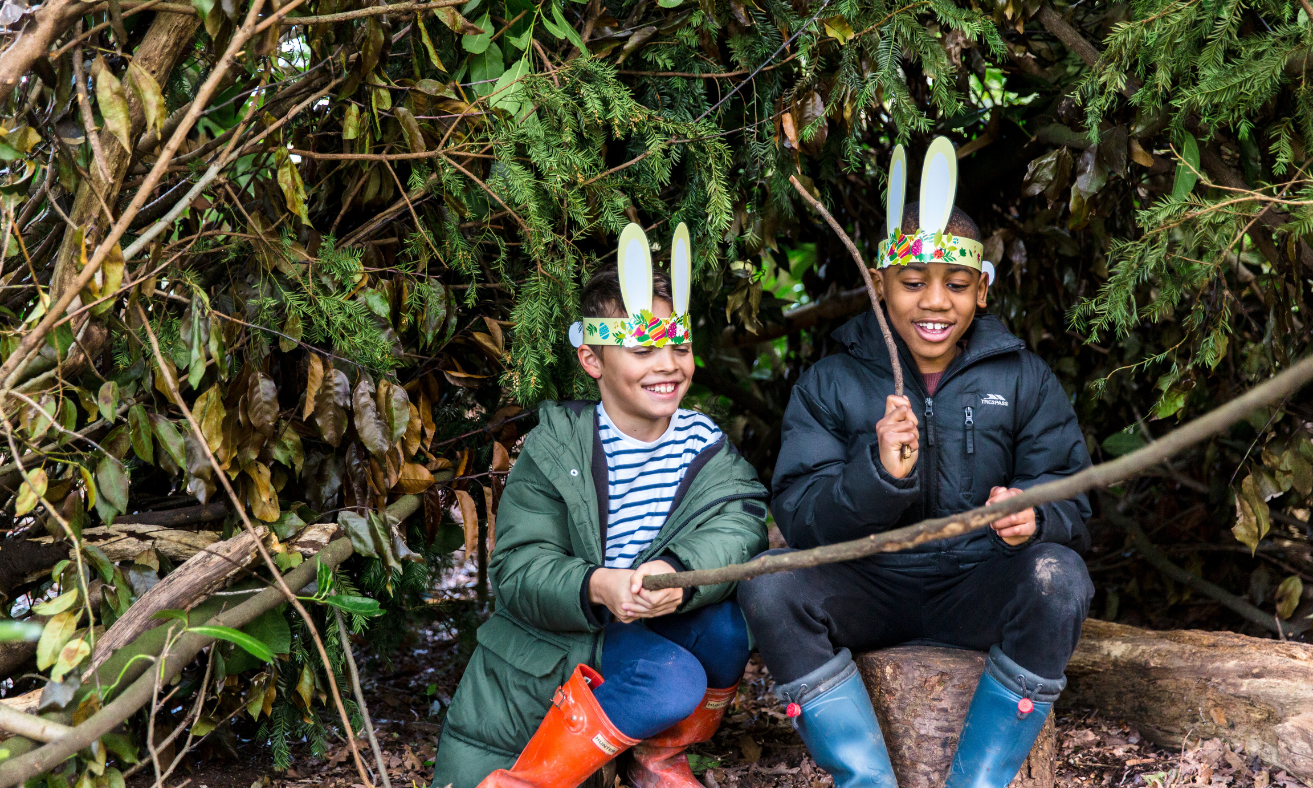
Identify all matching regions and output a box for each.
[924,397,935,446]
[965,406,974,454]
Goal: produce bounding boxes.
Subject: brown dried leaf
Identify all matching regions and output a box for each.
[481,482,497,552]
[404,403,422,457]
[397,462,436,494]
[454,489,478,556]
[314,369,350,447]
[354,376,389,455]
[303,355,324,420]
[491,441,511,473]
[247,372,278,436]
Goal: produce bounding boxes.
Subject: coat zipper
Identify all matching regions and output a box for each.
[964,406,974,454]
[923,396,936,518]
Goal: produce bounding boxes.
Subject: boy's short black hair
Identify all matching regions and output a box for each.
[899,201,981,241]
[580,265,673,319]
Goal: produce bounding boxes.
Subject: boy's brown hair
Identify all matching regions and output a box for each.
[580,266,674,319]
[899,201,981,242]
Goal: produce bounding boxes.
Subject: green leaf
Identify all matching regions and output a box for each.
[128,405,154,464]
[93,58,133,152]
[1171,132,1200,200]
[416,14,445,71]
[394,107,427,153]
[151,609,190,626]
[36,611,80,670]
[315,558,334,597]
[188,0,213,17]
[50,636,89,682]
[126,63,164,136]
[550,3,584,48]
[98,381,120,423]
[32,589,80,616]
[189,625,275,663]
[274,148,311,224]
[1100,431,1145,458]
[463,12,493,53]
[14,467,47,516]
[1276,575,1303,619]
[270,509,306,540]
[150,415,187,470]
[100,735,139,766]
[323,595,384,617]
[0,620,44,642]
[96,456,130,515]
[471,44,505,97]
[489,59,530,112]
[343,104,362,140]
[340,511,382,559]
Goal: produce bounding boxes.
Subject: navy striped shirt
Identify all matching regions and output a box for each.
[598,404,721,568]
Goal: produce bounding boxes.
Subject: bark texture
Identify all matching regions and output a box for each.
[857,646,1056,788]
[1065,620,1313,782]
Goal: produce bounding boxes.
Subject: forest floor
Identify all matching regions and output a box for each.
[136,558,1308,788]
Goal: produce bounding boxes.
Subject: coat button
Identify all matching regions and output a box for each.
[570,469,579,477]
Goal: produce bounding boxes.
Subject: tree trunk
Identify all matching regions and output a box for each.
[856,646,1055,788]
[1065,619,1313,782]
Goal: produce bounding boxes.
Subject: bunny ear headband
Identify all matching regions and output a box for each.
[568,222,693,349]
[879,136,993,284]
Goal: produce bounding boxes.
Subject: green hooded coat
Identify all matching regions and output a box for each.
[431,401,769,788]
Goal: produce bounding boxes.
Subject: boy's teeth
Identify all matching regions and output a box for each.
[918,322,950,331]
[645,383,676,393]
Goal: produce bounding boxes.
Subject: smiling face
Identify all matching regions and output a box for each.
[577,298,694,442]
[874,263,988,375]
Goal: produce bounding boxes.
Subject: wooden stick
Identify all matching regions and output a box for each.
[644,352,1313,590]
[788,174,912,459]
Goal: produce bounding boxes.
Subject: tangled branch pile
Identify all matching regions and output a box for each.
[0,0,1310,781]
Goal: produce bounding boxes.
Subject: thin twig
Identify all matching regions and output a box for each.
[336,610,391,788]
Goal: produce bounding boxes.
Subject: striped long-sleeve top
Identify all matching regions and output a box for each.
[597,403,722,568]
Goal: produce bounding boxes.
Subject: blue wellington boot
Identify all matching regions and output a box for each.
[944,646,1065,788]
[773,649,898,788]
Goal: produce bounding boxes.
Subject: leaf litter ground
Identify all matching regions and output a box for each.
[129,557,1307,788]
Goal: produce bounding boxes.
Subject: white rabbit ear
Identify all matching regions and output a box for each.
[887,145,907,238]
[671,222,691,315]
[616,223,653,316]
[919,136,959,236]
[981,260,995,288]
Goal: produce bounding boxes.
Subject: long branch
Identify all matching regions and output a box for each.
[644,353,1313,590]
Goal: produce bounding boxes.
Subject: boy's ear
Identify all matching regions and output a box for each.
[870,268,886,301]
[577,344,604,380]
[976,270,989,309]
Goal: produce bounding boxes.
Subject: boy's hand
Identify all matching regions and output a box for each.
[877,395,919,479]
[587,561,683,623]
[988,486,1036,546]
[627,561,684,619]
[589,568,643,623]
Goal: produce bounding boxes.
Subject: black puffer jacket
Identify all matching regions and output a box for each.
[771,310,1092,558]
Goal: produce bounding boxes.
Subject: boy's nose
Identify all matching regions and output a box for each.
[919,283,953,310]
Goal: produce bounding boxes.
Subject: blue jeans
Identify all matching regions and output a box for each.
[594,600,751,740]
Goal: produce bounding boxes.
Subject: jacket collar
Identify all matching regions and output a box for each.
[832,308,1025,391]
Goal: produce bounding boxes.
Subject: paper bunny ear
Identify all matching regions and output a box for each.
[918,136,959,236]
[671,222,691,316]
[886,145,908,238]
[981,260,995,287]
[616,223,653,316]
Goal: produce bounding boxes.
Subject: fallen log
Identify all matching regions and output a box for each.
[1065,619,1313,782]
[857,646,1055,788]
[85,525,265,675]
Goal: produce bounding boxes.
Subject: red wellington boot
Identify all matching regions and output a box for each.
[626,682,740,788]
[477,664,639,788]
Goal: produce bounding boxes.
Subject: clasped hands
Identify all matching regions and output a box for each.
[588,560,683,624]
[877,395,1036,547]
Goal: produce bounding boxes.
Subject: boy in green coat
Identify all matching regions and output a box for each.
[431,223,769,788]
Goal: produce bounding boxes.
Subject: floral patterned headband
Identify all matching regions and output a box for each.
[569,223,693,349]
[878,137,994,283]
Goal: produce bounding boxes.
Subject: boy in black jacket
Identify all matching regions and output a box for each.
[740,139,1094,788]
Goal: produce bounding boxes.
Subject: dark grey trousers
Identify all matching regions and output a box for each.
[738,542,1094,685]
